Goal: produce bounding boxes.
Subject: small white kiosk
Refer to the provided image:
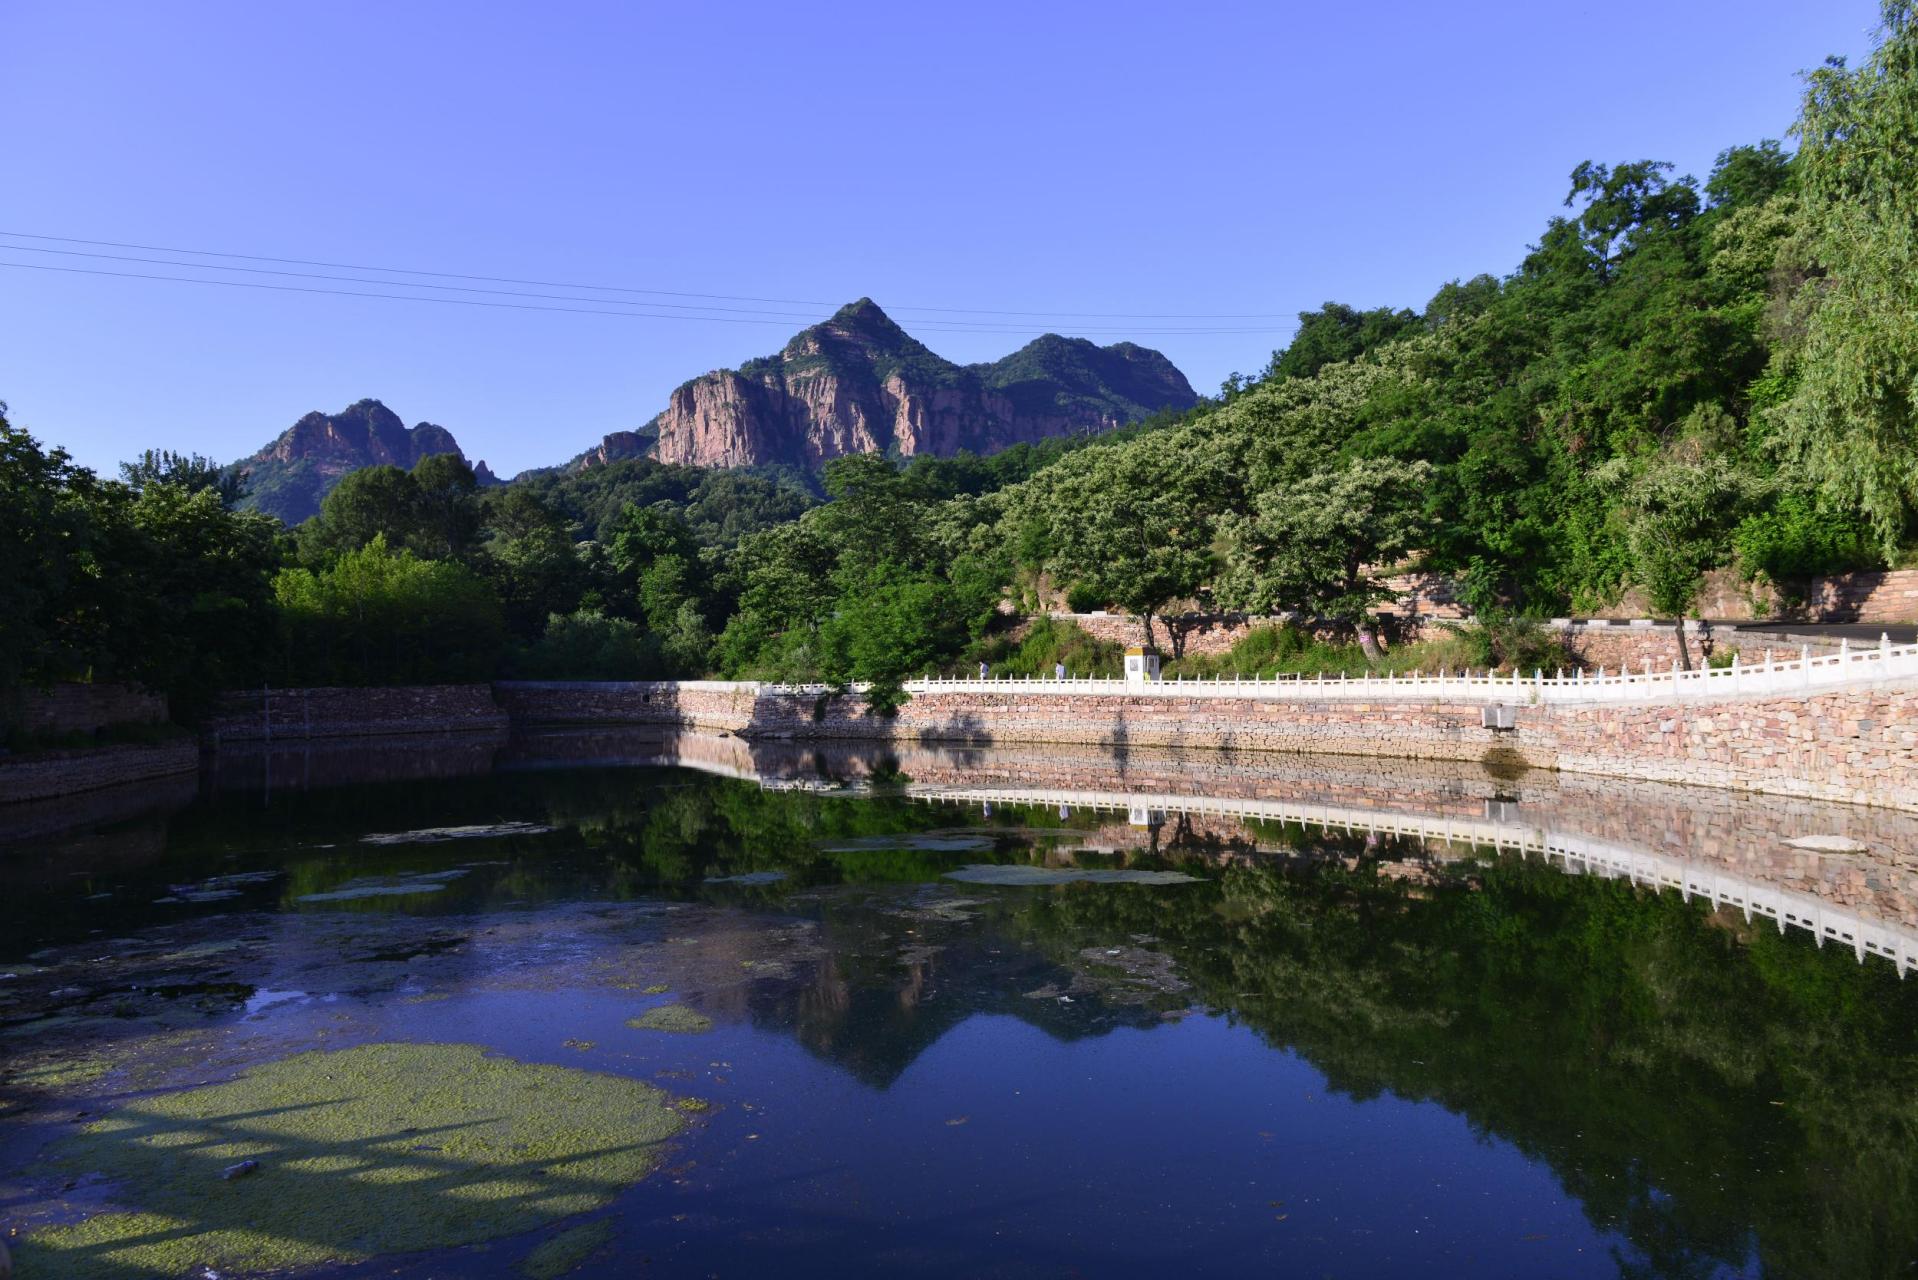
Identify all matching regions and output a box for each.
[1123,644,1161,684]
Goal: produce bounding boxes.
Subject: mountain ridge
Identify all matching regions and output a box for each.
[227,303,1198,521]
[584,299,1198,471]
[234,399,498,524]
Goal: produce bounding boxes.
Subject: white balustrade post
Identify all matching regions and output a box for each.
[1731,652,1740,696]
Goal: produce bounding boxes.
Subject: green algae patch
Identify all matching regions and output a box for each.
[520,1217,616,1278]
[6,1053,114,1088]
[626,1005,712,1034]
[18,1042,682,1279]
[641,983,670,995]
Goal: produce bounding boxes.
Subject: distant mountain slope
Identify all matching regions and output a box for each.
[578,300,1197,471]
[234,399,497,524]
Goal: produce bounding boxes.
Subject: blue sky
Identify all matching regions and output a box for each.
[0,1,1881,477]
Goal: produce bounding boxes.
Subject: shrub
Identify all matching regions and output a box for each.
[274,536,503,685]
[964,616,1125,677]
[514,611,658,680]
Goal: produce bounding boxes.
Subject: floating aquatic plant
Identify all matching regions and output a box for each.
[519,1217,616,1279]
[626,1005,713,1034]
[18,1042,682,1279]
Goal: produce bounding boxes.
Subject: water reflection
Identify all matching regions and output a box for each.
[1,732,1915,1278]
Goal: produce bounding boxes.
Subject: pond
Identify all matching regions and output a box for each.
[3,730,1917,1279]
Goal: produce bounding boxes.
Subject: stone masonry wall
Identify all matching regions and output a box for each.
[12,684,168,736]
[0,740,200,805]
[491,681,757,735]
[497,674,1918,811]
[1537,682,1918,809]
[1553,623,1842,673]
[203,685,507,742]
[1805,569,1918,624]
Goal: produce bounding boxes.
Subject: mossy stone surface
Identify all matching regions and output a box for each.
[19,1042,682,1279]
[626,1004,713,1034]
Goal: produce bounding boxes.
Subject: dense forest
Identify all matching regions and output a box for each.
[5,3,1917,720]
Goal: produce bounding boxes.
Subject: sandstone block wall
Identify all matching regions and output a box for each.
[203,685,508,742]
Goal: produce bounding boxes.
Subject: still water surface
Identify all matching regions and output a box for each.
[3,731,1917,1278]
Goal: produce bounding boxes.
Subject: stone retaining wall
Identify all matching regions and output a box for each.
[490,681,758,735]
[0,740,200,805]
[11,684,168,736]
[203,685,508,742]
[1553,623,1843,673]
[1537,683,1918,809]
[501,677,1918,811]
[1805,569,1918,624]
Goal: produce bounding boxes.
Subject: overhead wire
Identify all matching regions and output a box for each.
[0,229,1303,325]
[0,257,1298,336]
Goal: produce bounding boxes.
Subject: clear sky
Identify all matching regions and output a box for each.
[0,0,1882,478]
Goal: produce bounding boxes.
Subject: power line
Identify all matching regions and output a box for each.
[0,260,1298,336]
[0,229,1304,321]
[6,242,1281,333]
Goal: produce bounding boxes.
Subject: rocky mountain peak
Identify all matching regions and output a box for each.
[236,400,476,524]
[639,301,1198,470]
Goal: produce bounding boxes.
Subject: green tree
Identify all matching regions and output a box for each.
[481,487,586,641]
[1773,1,1918,553]
[1038,446,1215,648]
[516,610,657,679]
[302,465,424,562]
[409,453,482,560]
[1261,302,1422,383]
[1217,459,1434,637]
[1606,419,1763,667]
[0,407,108,703]
[274,535,503,685]
[119,449,249,509]
[113,485,283,716]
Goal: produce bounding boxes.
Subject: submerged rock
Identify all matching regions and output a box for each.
[294,870,470,903]
[360,822,554,845]
[705,871,787,885]
[942,866,1201,886]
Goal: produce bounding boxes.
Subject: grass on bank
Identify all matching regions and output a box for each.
[956,617,1575,682]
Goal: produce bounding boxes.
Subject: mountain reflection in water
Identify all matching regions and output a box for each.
[1,731,1915,1279]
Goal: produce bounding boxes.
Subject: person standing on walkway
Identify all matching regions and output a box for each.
[1055,661,1066,680]
[979,660,989,680]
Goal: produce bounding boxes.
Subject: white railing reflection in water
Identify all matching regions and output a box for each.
[908,784,1918,976]
[901,635,1918,704]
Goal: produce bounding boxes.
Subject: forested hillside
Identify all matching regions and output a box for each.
[6,4,1916,718]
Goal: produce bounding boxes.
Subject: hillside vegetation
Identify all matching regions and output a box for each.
[5,4,1917,715]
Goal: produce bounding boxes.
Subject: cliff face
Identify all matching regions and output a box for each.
[639,300,1198,470]
[237,399,494,524]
